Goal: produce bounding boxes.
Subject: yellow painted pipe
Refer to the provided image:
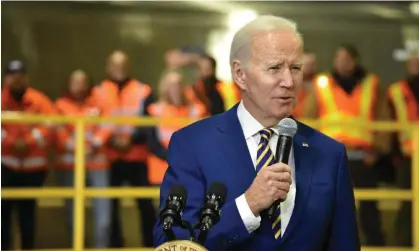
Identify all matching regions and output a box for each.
[2,188,411,200]
[73,120,86,251]
[412,129,419,251]
[2,113,419,131]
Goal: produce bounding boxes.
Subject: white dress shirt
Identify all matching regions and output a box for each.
[235,101,296,236]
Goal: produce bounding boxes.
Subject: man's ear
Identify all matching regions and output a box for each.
[232,60,247,91]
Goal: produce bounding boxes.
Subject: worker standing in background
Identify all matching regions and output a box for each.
[303,45,389,246]
[164,47,202,92]
[147,69,206,185]
[95,51,156,248]
[1,60,56,250]
[55,70,111,248]
[293,51,317,119]
[388,53,419,247]
[192,54,241,115]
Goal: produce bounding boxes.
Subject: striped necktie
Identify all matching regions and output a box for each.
[256,128,282,240]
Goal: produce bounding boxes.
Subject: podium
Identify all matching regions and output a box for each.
[154,240,208,251]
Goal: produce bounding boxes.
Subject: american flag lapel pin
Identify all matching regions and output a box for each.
[302,142,309,147]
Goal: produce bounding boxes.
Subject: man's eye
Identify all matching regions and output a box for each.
[269,66,280,70]
[291,66,302,71]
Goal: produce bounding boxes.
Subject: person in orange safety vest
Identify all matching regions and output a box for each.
[293,51,317,119]
[388,54,419,247]
[95,50,156,248]
[55,69,112,248]
[193,54,241,115]
[1,60,55,250]
[302,45,390,246]
[147,69,206,185]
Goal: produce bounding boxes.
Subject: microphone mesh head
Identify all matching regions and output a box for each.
[169,184,188,200]
[278,118,298,137]
[208,182,227,201]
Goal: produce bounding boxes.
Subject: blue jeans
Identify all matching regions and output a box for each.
[59,170,110,248]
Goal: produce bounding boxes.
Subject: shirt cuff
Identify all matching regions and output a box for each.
[235,194,261,233]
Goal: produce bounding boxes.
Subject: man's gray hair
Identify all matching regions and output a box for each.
[229,15,303,69]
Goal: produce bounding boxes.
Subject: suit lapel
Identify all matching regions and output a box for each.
[216,105,256,189]
[281,127,315,243]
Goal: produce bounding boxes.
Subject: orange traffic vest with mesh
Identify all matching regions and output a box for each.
[55,95,111,170]
[388,81,418,156]
[314,73,379,149]
[146,101,206,184]
[1,87,55,172]
[94,79,152,162]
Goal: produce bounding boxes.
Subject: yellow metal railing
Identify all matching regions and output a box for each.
[1,113,419,251]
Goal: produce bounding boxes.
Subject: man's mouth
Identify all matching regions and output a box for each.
[276,96,293,101]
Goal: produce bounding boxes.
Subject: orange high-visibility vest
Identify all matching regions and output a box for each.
[1,87,55,172]
[146,101,206,184]
[388,81,418,156]
[215,82,241,111]
[293,88,308,119]
[94,79,152,162]
[314,73,379,148]
[55,95,111,170]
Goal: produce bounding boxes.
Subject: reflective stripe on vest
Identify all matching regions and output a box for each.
[1,156,47,169]
[389,81,417,156]
[31,128,45,147]
[316,74,376,147]
[157,129,173,143]
[188,104,202,117]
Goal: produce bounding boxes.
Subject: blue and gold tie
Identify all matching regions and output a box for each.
[256,128,282,240]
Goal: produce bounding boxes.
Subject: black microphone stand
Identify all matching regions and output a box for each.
[180,220,196,242]
[193,218,212,245]
[163,221,176,241]
[197,230,208,246]
[163,219,196,242]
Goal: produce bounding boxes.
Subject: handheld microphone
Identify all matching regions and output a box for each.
[197,182,227,244]
[267,118,298,220]
[160,184,188,241]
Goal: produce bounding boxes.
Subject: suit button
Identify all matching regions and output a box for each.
[233,234,239,240]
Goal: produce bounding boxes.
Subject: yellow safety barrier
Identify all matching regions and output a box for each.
[1,113,419,251]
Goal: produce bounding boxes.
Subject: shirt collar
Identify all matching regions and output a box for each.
[237,101,279,140]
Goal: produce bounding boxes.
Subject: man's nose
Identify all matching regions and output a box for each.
[280,68,294,88]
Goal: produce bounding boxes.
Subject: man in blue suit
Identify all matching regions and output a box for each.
[154,15,360,251]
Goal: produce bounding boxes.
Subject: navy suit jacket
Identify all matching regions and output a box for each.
[154,104,360,251]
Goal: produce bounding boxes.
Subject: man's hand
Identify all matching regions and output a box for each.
[13,139,29,157]
[244,163,292,216]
